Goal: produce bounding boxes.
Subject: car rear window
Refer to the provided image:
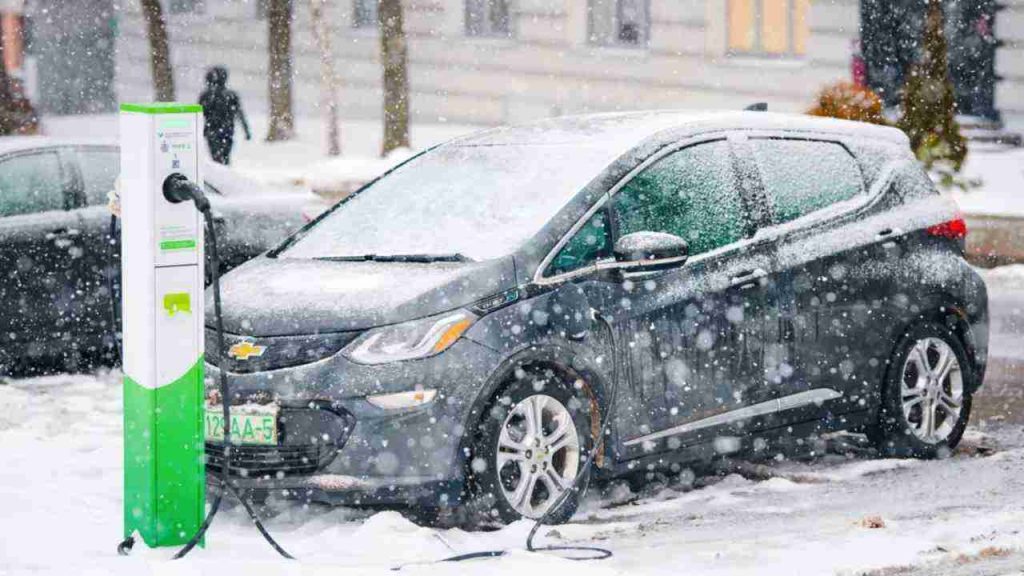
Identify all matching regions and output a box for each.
[752,139,864,224]
[894,161,938,200]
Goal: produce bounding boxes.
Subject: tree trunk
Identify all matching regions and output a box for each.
[309,0,340,156]
[266,0,294,141]
[379,0,410,156]
[0,21,9,100]
[139,0,175,102]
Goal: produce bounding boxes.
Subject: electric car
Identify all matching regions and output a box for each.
[205,111,988,526]
[0,137,326,375]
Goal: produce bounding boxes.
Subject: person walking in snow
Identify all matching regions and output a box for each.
[199,66,251,165]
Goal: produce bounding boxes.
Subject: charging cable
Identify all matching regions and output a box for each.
[116,174,293,560]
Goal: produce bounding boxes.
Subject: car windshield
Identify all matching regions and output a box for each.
[280,143,621,261]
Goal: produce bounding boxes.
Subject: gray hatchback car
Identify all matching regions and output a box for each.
[205,111,988,526]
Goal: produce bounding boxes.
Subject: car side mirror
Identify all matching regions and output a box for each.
[613,231,689,272]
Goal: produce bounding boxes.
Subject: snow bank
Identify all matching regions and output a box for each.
[953,147,1024,218]
[979,264,1024,286]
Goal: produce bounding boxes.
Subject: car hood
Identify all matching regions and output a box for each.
[206,255,517,336]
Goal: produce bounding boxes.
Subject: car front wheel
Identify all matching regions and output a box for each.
[463,367,593,526]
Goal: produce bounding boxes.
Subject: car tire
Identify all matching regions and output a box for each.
[461,366,594,528]
[871,321,974,458]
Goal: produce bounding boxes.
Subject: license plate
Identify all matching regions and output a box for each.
[205,407,278,445]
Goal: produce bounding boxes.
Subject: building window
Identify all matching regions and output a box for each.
[727,0,808,56]
[466,0,511,38]
[169,0,205,15]
[354,0,378,28]
[588,0,649,47]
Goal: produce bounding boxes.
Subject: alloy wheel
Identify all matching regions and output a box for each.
[495,394,581,519]
[900,337,964,444]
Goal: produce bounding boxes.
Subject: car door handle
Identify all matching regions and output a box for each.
[875,227,903,240]
[730,268,767,289]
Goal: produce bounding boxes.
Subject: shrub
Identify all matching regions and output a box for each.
[0,94,38,136]
[808,81,888,125]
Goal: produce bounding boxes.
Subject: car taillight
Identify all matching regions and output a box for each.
[926,217,967,239]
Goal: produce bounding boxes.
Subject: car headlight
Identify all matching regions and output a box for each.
[343,310,477,365]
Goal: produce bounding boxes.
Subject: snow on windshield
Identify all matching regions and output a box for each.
[281,143,623,261]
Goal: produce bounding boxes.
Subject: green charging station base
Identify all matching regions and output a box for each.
[123,360,206,546]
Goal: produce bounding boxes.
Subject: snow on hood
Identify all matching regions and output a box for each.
[207,255,517,336]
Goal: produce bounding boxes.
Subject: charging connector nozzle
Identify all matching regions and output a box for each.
[162,173,211,213]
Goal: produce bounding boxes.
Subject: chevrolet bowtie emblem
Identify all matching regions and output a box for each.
[227,340,266,361]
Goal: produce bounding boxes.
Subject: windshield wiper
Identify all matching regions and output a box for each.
[315,253,470,263]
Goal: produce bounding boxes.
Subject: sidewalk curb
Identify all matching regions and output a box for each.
[965,214,1024,266]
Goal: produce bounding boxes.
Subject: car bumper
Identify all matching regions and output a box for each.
[202,336,501,507]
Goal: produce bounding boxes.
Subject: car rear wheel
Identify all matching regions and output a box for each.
[872,322,973,458]
[463,367,593,527]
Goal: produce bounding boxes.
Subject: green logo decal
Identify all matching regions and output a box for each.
[159,239,196,251]
[163,293,192,316]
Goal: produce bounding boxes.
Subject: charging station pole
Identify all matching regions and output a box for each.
[119,103,205,548]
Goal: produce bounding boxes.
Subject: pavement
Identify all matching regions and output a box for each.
[974,280,1024,426]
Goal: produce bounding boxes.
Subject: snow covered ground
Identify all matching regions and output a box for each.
[954,145,1024,219]
[1,368,1022,576]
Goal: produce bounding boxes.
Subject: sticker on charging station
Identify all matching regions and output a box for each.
[205,406,279,445]
[159,238,196,252]
[159,224,197,252]
[154,113,201,267]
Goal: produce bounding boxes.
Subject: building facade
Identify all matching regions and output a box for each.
[2,0,1019,130]
[113,0,863,126]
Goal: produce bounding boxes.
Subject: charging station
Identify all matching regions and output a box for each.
[119,103,206,548]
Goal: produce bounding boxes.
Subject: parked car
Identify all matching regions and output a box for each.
[204,111,984,526]
[0,137,326,375]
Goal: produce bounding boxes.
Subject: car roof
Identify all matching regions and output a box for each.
[0,135,116,156]
[452,110,908,148]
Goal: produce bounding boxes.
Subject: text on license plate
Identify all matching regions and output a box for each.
[205,409,278,445]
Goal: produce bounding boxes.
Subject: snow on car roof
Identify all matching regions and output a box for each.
[452,110,909,148]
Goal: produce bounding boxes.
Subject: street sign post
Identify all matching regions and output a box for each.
[119,102,205,547]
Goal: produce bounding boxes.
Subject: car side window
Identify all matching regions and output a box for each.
[0,152,66,217]
[752,139,864,224]
[78,148,120,206]
[549,209,612,276]
[609,140,745,257]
